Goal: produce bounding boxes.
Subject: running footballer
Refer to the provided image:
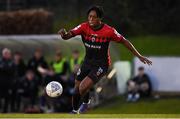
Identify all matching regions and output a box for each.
[58,6,152,114]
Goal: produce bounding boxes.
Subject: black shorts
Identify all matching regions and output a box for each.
[76,63,108,84]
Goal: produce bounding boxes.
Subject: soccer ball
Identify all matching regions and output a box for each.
[46,81,63,97]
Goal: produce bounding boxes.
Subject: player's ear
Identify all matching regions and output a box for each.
[99,18,103,22]
[99,16,103,21]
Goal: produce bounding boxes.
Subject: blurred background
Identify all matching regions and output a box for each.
[0,0,180,114]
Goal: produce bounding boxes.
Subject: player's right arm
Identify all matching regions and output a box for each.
[58,28,73,40]
[58,23,85,40]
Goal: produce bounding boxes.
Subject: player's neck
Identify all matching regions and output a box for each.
[91,22,103,31]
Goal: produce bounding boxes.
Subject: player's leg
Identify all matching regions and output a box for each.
[127,80,136,102]
[71,79,81,113]
[78,77,93,113]
[78,92,90,112]
[79,76,94,96]
[71,63,90,113]
[78,66,108,113]
[82,92,90,104]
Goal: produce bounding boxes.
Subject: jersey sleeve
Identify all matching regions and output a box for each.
[70,23,85,36]
[111,28,126,42]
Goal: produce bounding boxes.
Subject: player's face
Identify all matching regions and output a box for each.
[26,71,34,80]
[14,54,21,63]
[35,51,42,59]
[88,10,101,27]
[55,55,61,61]
[138,69,144,76]
[3,51,11,59]
[72,52,79,59]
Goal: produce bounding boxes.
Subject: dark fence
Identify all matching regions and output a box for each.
[0,9,53,34]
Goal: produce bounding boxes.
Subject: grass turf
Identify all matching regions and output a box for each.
[0,114,180,118]
[89,96,180,114]
[1,97,180,118]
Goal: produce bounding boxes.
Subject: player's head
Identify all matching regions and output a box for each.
[26,70,35,81]
[55,51,62,61]
[72,50,80,59]
[138,66,145,76]
[14,51,22,62]
[2,48,12,59]
[34,48,42,59]
[87,5,104,27]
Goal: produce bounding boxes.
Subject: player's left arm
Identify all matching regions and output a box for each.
[111,28,152,65]
[121,39,152,65]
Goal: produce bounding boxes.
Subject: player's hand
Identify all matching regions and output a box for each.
[138,56,152,65]
[58,28,67,37]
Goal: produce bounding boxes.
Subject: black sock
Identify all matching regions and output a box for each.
[82,92,90,104]
[72,91,81,111]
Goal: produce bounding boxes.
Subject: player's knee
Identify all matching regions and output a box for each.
[79,85,86,96]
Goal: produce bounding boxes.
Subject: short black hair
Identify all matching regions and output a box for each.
[138,66,144,71]
[87,5,104,19]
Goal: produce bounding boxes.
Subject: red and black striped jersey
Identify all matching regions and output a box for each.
[70,22,126,66]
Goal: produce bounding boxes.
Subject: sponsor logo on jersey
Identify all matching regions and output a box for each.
[85,43,101,49]
[96,67,103,76]
[91,34,98,42]
[91,37,96,42]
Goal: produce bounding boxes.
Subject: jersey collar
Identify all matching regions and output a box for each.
[89,23,104,31]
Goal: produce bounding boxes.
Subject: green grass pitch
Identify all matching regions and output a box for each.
[0,114,180,118]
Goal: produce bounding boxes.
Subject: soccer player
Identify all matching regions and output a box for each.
[58,6,152,114]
